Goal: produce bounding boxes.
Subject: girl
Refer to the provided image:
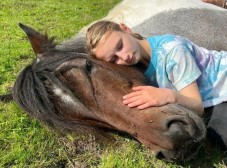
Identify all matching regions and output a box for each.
[86,20,227,150]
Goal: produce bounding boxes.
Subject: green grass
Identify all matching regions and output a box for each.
[0,0,227,167]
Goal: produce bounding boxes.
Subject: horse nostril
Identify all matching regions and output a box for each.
[167,119,187,128]
[166,119,189,141]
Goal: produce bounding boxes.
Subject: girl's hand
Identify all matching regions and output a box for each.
[123,82,204,114]
[123,86,176,109]
[202,0,224,7]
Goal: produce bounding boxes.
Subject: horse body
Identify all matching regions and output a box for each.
[132,8,227,51]
[80,0,224,31]
[69,0,226,52]
[104,0,224,27]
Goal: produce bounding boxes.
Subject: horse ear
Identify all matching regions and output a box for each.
[18,23,55,59]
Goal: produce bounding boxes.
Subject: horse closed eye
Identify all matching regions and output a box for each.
[85,60,93,73]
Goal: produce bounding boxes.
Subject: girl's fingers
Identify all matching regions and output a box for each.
[123,91,141,99]
[132,86,146,91]
[123,86,150,99]
[138,103,151,110]
[123,95,141,104]
[137,101,160,109]
[127,100,145,108]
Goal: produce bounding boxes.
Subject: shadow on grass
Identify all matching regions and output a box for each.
[46,130,227,168]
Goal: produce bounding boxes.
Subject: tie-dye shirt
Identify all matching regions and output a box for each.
[144,34,227,108]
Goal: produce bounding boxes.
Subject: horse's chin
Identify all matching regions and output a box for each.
[154,138,204,162]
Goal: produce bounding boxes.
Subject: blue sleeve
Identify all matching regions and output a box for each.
[166,44,201,91]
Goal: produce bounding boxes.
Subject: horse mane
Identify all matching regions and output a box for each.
[13,49,111,134]
[13,52,67,126]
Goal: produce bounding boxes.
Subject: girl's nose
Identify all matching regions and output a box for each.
[121,54,129,62]
[116,51,129,63]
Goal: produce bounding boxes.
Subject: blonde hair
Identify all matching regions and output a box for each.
[86,20,144,57]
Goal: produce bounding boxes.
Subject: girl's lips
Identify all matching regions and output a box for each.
[128,55,134,64]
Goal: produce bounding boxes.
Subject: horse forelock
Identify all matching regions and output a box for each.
[52,84,75,105]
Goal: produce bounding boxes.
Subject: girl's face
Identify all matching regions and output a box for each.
[94,30,141,65]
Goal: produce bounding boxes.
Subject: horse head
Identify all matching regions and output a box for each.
[13,23,206,162]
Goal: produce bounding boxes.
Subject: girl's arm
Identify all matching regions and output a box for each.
[176,81,204,114]
[123,81,204,114]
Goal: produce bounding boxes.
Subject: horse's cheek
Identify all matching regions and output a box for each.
[63,69,97,108]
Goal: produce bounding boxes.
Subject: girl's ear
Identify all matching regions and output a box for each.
[119,23,132,34]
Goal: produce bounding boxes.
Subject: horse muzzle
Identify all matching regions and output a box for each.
[129,104,206,162]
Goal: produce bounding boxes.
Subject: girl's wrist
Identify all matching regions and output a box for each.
[165,89,177,104]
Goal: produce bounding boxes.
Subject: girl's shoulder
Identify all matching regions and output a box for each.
[147,34,192,50]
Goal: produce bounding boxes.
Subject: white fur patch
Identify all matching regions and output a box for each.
[52,85,75,105]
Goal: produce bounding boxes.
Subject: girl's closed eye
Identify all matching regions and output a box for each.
[110,55,118,63]
[117,39,123,51]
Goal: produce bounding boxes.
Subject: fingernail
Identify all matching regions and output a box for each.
[128,104,132,107]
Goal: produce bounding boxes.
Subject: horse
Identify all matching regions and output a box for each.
[12,23,206,162]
